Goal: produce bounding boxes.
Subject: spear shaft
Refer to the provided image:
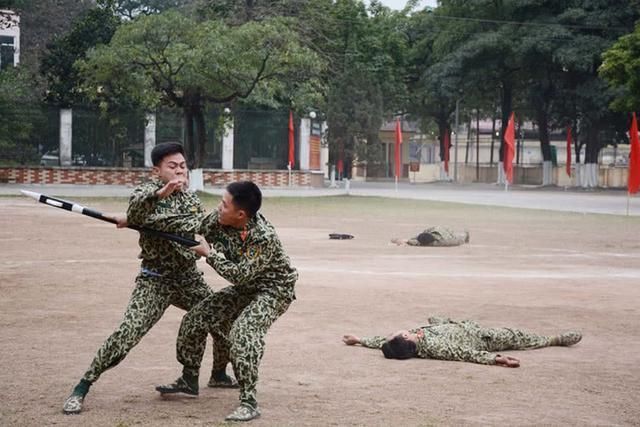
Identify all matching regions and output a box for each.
[21,190,199,247]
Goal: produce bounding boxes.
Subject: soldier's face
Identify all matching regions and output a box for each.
[386,329,423,343]
[153,153,188,187]
[217,191,247,228]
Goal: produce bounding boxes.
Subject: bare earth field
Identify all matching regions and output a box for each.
[1,194,639,426]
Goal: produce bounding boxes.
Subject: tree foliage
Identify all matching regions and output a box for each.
[77,11,322,167]
[600,23,640,112]
[40,6,120,106]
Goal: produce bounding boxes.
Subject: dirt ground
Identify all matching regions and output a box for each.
[1,194,639,426]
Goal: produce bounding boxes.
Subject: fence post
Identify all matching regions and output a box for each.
[222,119,234,170]
[299,117,310,171]
[144,113,156,168]
[59,108,72,166]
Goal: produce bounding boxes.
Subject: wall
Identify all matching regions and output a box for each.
[0,167,318,187]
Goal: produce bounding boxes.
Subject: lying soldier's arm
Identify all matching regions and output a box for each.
[427,316,453,325]
[446,346,497,365]
[358,336,387,349]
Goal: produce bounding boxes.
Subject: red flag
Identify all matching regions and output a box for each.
[629,112,640,194]
[503,112,515,184]
[566,126,572,177]
[395,118,403,179]
[444,129,450,173]
[288,110,295,168]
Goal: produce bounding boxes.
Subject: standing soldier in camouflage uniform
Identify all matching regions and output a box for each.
[153,181,297,422]
[62,143,233,415]
[392,226,470,247]
[343,316,582,367]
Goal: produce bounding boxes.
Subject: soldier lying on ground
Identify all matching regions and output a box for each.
[391,226,470,247]
[342,316,582,367]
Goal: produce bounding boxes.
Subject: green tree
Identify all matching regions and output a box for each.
[305,0,409,174]
[102,0,196,19]
[7,0,94,73]
[40,6,121,106]
[0,67,44,164]
[600,23,640,112]
[550,0,637,187]
[78,11,322,168]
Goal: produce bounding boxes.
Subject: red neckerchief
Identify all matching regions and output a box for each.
[240,225,248,242]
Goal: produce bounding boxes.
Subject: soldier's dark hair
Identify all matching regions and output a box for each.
[417,231,436,246]
[381,335,417,360]
[151,142,185,166]
[227,181,262,218]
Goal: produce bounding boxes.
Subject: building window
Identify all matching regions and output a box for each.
[0,35,15,69]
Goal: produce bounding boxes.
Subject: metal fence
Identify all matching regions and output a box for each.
[1,102,295,170]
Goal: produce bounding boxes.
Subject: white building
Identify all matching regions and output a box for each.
[0,9,20,68]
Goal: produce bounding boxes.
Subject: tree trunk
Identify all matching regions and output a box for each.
[537,107,553,186]
[465,115,472,164]
[490,111,496,166]
[437,120,450,180]
[193,106,207,169]
[183,107,195,169]
[583,126,600,188]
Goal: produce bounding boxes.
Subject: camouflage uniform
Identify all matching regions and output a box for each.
[360,317,553,365]
[80,179,225,383]
[156,210,297,409]
[406,226,469,247]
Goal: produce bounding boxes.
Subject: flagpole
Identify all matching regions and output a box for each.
[628,192,631,216]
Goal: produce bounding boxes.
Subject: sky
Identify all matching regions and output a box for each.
[377,0,438,10]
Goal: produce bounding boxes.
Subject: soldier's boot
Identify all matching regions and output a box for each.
[208,369,239,389]
[550,331,582,346]
[225,404,261,422]
[63,379,91,414]
[155,375,199,396]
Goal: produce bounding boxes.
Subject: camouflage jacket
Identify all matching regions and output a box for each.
[360,317,496,365]
[127,178,204,275]
[142,207,297,300]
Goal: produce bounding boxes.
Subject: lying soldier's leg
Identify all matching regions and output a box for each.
[481,327,554,352]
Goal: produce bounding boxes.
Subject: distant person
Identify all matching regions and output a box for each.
[342,316,582,367]
[392,226,469,247]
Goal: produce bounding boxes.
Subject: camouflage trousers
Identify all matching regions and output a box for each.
[177,285,294,408]
[462,321,552,352]
[82,269,224,383]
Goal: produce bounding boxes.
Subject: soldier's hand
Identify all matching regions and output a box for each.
[495,355,520,368]
[156,179,186,199]
[342,334,361,345]
[105,214,128,228]
[191,235,211,257]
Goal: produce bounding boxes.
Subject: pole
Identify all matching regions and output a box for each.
[476,109,480,182]
[454,98,460,183]
[21,190,199,247]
